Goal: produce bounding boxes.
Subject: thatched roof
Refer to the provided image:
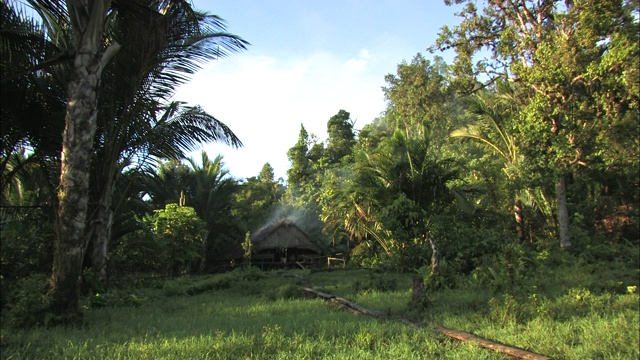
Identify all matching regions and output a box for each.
[217,219,323,263]
[251,218,322,253]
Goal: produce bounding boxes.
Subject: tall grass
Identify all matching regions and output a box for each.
[1,268,502,359]
[2,261,638,360]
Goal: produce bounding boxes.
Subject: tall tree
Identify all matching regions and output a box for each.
[20,0,247,299]
[186,152,240,272]
[48,0,120,316]
[286,124,311,195]
[257,162,279,203]
[451,81,526,241]
[326,116,460,308]
[232,163,285,235]
[0,1,65,204]
[87,0,246,287]
[326,109,355,165]
[433,0,639,248]
[382,54,457,155]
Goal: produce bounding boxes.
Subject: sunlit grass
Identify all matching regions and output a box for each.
[2,279,502,359]
[2,264,638,359]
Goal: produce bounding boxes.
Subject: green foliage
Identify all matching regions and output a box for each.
[110,204,206,278]
[232,162,285,236]
[286,124,312,192]
[433,0,640,249]
[241,231,252,263]
[383,54,456,153]
[350,243,395,269]
[326,109,356,165]
[87,289,146,309]
[147,204,206,276]
[3,273,54,328]
[110,223,166,276]
[352,271,399,293]
[0,207,54,307]
[2,263,638,359]
[469,242,536,293]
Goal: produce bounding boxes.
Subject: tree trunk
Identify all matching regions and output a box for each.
[51,62,101,314]
[91,197,113,288]
[514,194,525,242]
[49,0,119,316]
[428,234,440,275]
[411,275,427,309]
[556,175,571,249]
[411,233,440,310]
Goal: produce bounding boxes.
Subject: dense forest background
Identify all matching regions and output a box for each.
[1,0,638,325]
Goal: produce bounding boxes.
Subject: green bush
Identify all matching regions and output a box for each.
[3,273,53,328]
[110,204,206,279]
[353,272,399,293]
[264,283,304,300]
[87,289,146,308]
[469,242,532,293]
[185,276,232,295]
[229,265,266,281]
[0,208,54,308]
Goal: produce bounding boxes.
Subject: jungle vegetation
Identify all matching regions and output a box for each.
[1,1,638,358]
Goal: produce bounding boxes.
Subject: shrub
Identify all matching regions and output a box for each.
[264,283,304,300]
[229,265,266,281]
[3,273,53,328]
[87,289,146,308]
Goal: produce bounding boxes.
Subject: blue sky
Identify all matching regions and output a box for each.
[175,0,463,180]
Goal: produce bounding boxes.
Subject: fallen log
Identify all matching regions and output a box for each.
[303,288,386,317]
[434,326,553,360]
[302,287,334,300]
[331,296,386,317]
[302,287,553,360]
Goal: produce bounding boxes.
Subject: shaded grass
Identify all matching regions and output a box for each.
[2,260,638,360]
[1,269,502,359]
[1,296,502,359]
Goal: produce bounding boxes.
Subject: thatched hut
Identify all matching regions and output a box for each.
[219,219,324,269]
[250,219,323,268]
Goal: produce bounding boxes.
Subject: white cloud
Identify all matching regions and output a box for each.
[343,48,373,74]
[174,49,386,180]
[359,49,371,59]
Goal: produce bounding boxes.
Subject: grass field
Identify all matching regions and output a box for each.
[1,260,638,359]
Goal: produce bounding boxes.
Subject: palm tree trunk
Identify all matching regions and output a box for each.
[51,64,101,314]
[514,194,525,242]
[411,275,427,308]
[91,198,113,288]
[428,234,440,275]
[556,175,571,249]
[49,0,119,316]
[411,233,439,310]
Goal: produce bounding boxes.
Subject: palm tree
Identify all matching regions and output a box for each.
[64,0,246,288]
[450,81,526,242]
[8,0,125,316]
[319,168,391,256]
[142,159,192,209]
[16,0,248,315]
[330,118,460,309]
[1,151,57,208]
[0,1,65,196]
[89,102,244,286]
[381,122,460,308]
[186,152,240,271]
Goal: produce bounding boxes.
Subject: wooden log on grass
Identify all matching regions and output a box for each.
[302,287,335,300]
[331,296,386,317]
[302,287,553,360]
[302,288,386,317]
[434,326,553,360]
